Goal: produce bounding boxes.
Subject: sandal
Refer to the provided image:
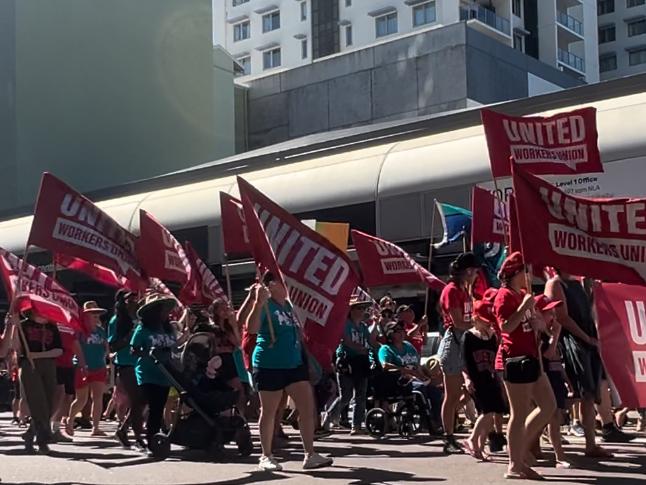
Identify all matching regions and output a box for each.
[462,439,484,460]
[91,429,107,437]
[556,460,573,469]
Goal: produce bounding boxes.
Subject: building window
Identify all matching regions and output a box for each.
[598,0,615,14]
[262,10,280,33]
[345,25,353,46]
[627,0,646,7]
[627,19,646,37]
[345,0,352,6]
[512,0,522,16]
[376,12,398,38]
[301,2,307,21]
[629,47,646,65]
[413,2,436,27]
[233,21,250,42]
[233,0,249,6]
[599,24,616,43]
[599,54,617,72]
[513,33,524,52]
[236,56,251,76]
[263,47,281,70]
[301,39,308,59]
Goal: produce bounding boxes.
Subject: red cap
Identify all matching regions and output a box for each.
[482,287,498,303]
[473,298,496,325]
[534,294,562,312]
[498,251,525,279]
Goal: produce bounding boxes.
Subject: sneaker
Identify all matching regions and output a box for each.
[51,430,73,443]
[602,424,634,443]
[115,428,131,448]
[350,427,363,436]
[133,438,148,454]
[37,443,51,455]
[303,452,333,470]
[637,417,645,433]
[314,428,333,439]
[443,436,465,454]
[569,422,585,437]
[258,455,283,472]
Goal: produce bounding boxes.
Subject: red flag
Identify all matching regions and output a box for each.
[181,241,227,305]
[220,192,250,256]
[481,107,603,178]
[237,177,360,352]
[508,194,522,254]
[0,248,82,331]
[146,277,185,320]
[471,186,508,246]
[351,230,445,292]
[594,282,646,407]
[28,173,143,286]
[137,210,191,285]
[512,163,646,285]
[54,253,135,290]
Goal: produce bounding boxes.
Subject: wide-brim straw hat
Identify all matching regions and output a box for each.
[83,300,107,315]
[136,293,178,319]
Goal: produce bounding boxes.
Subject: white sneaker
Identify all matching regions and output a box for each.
[258,455,283,472]
[303,452,333,470]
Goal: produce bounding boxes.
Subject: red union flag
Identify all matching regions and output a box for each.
[220,192,250,255]
[137,210,191,285]
[237,177,360,351]
[594,282,646,407]
[28,173,142,284]
[181,241,226,305]
[508,194,522,254]
[54,253,136,290]
[351,230,445,292]
[512,163,646,285]
[471,186,508,246]
[481,107,603,177]
[0,248,82,330]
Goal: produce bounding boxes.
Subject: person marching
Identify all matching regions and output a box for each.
[247,272,332,472]
[323,295,376,434]
[438,252,479,454]
[494,252,556,480]
[66,301,110,438]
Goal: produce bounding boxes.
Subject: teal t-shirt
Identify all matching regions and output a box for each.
[252,299,302,370]
[337,319,371,358]
[107,315,137,367]
[75,327,108,370]
[378,341,420,370]
[130,324,177,386]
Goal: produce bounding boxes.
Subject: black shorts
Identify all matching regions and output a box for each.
[473,378,507,415]
[57,366,76,396]
[253,364,309,392]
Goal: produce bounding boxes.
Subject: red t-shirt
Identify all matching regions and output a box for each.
[241,329,257,371]
[493,287,537,371]
[56,324,78,368]
[440,282,472,329]
[404,322,424,355]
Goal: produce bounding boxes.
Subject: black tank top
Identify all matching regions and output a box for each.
[559,279,597,339]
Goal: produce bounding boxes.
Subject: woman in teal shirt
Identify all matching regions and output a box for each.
[130,293,178,452]
[66,301,109,438]
[247,272,332,472]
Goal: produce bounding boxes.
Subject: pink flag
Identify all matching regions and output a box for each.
[181,241,227,305]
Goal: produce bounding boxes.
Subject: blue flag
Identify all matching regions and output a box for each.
[433,201,472,248]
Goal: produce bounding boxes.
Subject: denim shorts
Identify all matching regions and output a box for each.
[438,329,465,376]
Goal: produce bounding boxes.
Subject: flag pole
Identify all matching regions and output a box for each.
[223,252,234,303]
[424,200,437,316]
[13,244,35,369]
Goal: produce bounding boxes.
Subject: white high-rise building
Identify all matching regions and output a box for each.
[598,0,646,80]
[213,1,599,83]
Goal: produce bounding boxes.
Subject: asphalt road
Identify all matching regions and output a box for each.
[0,413,644,485]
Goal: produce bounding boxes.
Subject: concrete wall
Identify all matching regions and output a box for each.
[244,23,584,149]
[0,0,17,211]
[0,0,232,215]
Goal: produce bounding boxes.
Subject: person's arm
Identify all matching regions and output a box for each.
[543,319,562,360]
[0,318,16,358]
[73,338,87,369]
[245,285,270,335]
[225,307,241,347]
[545,279,597,346]
[237,291,254,331]
[499,293,535,334]
[341,326,368,354]
[32,324,64,359]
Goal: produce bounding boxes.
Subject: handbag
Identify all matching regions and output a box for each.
[503,355,540,384]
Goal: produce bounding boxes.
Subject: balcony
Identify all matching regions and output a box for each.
[557,11,584,36]
[460,3,511,36]
[558,48,585,73]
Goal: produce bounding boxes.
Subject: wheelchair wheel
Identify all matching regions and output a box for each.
[149,433,171,460]
[365,408,388,438]
[234,426,254,457]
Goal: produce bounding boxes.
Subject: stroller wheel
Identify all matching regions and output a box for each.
[365,408,387,438]
[235,427,254,457]
[149,433,171,460]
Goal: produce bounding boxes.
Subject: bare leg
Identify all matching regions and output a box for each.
[441,373,464,437]
[90,382,105,434]
[258,390,283,457]
[67,387,89,436]
[286,380,316,455]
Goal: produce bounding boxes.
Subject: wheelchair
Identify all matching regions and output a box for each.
[364,366,435,439]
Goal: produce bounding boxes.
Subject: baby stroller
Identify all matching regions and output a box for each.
[148,333,253,460]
